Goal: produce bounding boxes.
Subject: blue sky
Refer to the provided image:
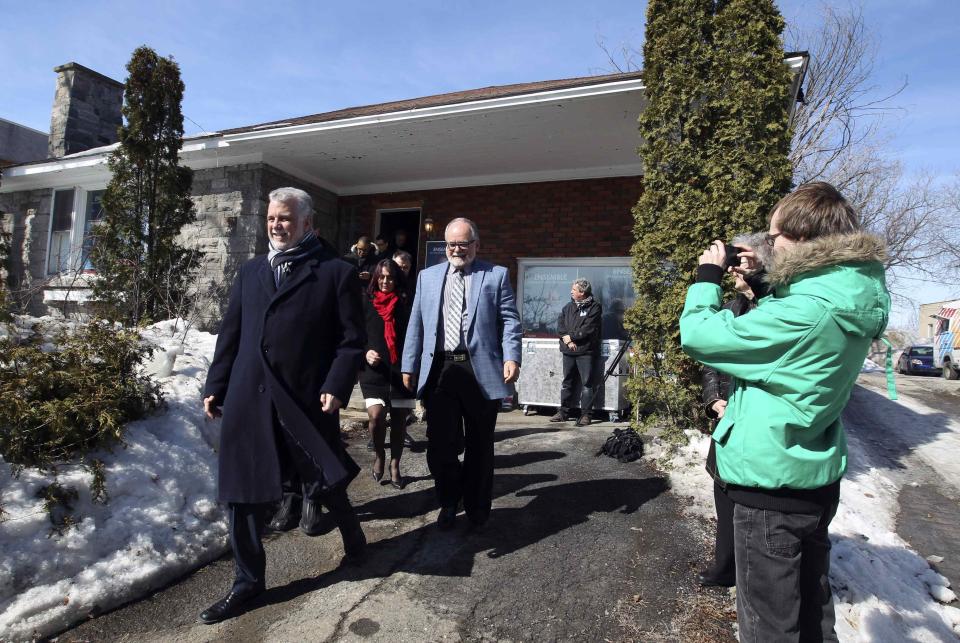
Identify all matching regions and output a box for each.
[0,0,956,324]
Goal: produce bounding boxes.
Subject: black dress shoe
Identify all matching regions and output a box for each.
[199,588,263,624]
[267,494,301,532]
[697,569,736,588]
[437,506,457,530]
[299,498,325,536]
[403,430,415,448]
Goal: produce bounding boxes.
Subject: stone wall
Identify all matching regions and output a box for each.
[184,163,339,329]
[0,188,53,314]
[48,63,123,158]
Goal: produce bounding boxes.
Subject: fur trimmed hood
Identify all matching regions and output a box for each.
[766,231,887,287]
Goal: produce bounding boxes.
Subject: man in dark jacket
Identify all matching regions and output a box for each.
[343,236,377,287]
[200,187,367,625]
[551,278,603,426]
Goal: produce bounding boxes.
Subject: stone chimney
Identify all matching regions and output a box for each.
[48,62,123,158]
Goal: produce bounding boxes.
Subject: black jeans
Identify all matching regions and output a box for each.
[560,352,600,415]
[423,357,500,521]
[733,501,839,642]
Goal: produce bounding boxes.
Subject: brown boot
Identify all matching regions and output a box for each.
[549,410,568,422]
[576,414,592,427]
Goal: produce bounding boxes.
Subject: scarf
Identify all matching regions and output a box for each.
[268,231,321,286]
[575,295,595,310]
[372,290,400,363]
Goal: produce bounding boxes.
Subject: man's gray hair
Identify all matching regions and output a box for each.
[392,249,412,262]
[445,217,480,241]
[268,187,313,221]
[732,232,772,268]
[572,278,592,295]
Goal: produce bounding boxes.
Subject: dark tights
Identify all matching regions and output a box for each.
[368,404,405,482]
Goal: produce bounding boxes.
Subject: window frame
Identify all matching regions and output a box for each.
[44,184,108,276]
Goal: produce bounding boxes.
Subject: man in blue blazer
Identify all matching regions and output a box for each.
[402,217,522,530]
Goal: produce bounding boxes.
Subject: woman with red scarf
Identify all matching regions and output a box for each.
[359,259,413,489]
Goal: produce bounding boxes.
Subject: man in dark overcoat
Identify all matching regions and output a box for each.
[200,187,366,624]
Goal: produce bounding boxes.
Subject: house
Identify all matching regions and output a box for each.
[0,118,48,168]
[0,56,808,328]
[919,299,960,341]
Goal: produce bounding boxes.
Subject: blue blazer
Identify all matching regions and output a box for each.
[402,259,522,400]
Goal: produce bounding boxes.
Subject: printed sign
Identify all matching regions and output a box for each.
[425,241,448,268]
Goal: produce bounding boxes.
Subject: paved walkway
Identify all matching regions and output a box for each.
[61,411,707,642]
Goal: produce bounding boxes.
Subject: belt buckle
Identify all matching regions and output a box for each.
[452,352,467,362]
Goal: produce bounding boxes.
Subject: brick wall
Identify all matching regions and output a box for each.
[338,175,642,282]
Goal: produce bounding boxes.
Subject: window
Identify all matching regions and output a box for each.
[81,190,106,271]
[47,189,75,274]
[517,258,636,340]
[45,188,106,275]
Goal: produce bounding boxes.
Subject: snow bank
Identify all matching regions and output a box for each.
[0,318,228,641]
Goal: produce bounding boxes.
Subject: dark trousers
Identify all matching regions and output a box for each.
[711,481,736,579]
[733,501,839,642]
[423,357,500,521]
[228,486,356,594]
[560,352,600,415]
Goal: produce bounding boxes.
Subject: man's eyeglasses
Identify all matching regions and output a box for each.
[764,232,783,247]
[446,240,476,250]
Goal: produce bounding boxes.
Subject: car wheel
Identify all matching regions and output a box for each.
[946,362,960,381]
[897,359,906,375]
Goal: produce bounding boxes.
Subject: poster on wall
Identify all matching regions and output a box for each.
[425,241,448,268]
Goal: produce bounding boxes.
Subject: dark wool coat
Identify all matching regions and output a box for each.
[204,246,365,504]
[358,293,413,403]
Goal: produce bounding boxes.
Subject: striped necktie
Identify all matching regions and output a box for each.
[444,269,465,351]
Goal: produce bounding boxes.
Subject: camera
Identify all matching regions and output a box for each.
[723,244,741,269]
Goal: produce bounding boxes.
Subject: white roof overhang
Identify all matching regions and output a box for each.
[2,54,807,196]
[2,78,647,195]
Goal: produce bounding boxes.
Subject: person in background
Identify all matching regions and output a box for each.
[374,234,390,257]
[360,259,414,489]
[401,217,522,530]
[343,236,377,287]
[201,187,366,625]
[697,232,768,588]
[392,249,413,278]
[680,182,890,641]
[551,278,603,426]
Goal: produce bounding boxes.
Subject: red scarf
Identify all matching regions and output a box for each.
[372,290,400,363]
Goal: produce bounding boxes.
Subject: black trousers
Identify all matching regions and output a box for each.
[560,352,600,415]
[228,486,355,594]
[712,481,736,579]
[423,357,500,521]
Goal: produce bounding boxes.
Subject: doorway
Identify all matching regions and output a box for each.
[376,208,421,274]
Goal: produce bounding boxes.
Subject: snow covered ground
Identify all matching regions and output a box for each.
[0,318,227,641]
[658,364,960,641]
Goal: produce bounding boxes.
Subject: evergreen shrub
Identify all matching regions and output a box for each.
[0,321,162,472]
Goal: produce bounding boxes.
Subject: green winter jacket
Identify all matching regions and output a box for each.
[680,232,890,490]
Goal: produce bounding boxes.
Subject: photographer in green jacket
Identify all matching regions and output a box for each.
[680,182,890,642]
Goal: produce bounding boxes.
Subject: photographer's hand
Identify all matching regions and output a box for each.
[698,240,726,267]
[729,244,759,276]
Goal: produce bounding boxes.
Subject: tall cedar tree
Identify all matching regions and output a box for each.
[91,47,197,326]
[625,0,793,434]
